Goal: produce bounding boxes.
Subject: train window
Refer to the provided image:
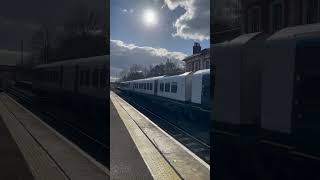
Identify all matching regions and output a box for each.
[92,70,99,87]
[144,83,146,90]
[86,70,90,85]
[55,71,59,82]
[150,83,153,90]
[100,71,105,88]
[80,71,84,86]
[147,83,149,90]
[171,82,177,93]
[83,71,86,86]
[165,82,170,92]
[160,83,164,92]
[83,70,88,86]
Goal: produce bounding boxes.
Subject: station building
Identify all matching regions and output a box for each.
[183,43,210,72]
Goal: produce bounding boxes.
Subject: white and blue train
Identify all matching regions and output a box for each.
[119,69,210,110]
[32,55,108,105]
[213,23,320,138]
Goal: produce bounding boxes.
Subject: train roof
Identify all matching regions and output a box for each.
[34,55,108,69]
[121,75,165,83]
[213,32,266,50]
[268,23,320,41]
[121,72,193,83]
[161,71,192,80]
[193,69,210,75]
[228,32,263,45]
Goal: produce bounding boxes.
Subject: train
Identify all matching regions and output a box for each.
[212,23,320,178]
[32,55,108,105]
[118,69,210,111]
[214,23,320,138]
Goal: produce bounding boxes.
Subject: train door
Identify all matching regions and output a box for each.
[293,39,320,147]
[154,80,158,95]
[201,74,210,109]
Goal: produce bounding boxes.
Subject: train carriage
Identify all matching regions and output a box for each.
[213,32,268,125]
[32,55,108,102]
[118,70,211,111]
[33,62,64,94]
[260,23,320,136]
[157,72,192,102]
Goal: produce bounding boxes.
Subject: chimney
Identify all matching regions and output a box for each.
[193,42,201,54]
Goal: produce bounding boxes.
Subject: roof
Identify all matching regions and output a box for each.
[182,48,210,62]
[268,23,320,41]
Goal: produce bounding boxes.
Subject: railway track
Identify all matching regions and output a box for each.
[117,91,211,164]
[6,87,109,167]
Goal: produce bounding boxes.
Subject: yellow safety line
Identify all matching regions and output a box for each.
[110,92,181,180]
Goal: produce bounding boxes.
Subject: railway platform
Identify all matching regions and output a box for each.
[110,91,210,179]
[0,92,109,180]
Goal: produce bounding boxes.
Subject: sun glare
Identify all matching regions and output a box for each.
[143,9,157,26]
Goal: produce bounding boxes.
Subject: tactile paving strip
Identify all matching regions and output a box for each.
[111,92,181,180]
[0,93,67,180]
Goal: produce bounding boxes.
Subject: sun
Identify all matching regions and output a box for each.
[143,9,158,26]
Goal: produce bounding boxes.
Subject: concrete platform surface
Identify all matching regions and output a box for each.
[110,100,153,179]
[0,92,109,180]
[110,91,210,180]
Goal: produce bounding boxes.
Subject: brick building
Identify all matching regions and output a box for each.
[183,43,210,72]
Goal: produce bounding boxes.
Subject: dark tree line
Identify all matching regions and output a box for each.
[120,59,185,82]
[29,2,107,65]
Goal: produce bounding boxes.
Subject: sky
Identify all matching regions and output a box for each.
[0,0,107,65]
[110,0,210,81]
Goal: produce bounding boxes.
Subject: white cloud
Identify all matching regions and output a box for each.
[111,39,187,60]
[164,0,210,41]
[110,39,187,78]
[120,8,134,14]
